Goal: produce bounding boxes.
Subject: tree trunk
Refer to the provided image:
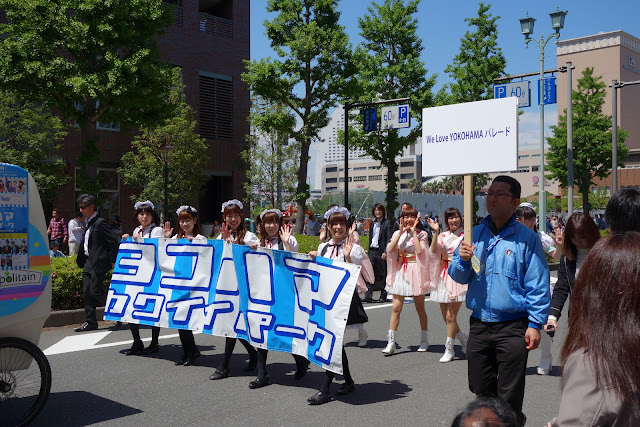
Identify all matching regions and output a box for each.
[386,160,397,219]
[294,134,311,235]
[581,185,590,217]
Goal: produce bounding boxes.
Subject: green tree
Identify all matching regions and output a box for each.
[0,90,69,204]
[118,75,208,219]
[546,67,628,216]
[407,178,423,193]
[436,2,504,208]
[0,0,176,193]
[242,97,300,211]
[439,2,506,103]
[347,0,435,216]
[242,0,354,234]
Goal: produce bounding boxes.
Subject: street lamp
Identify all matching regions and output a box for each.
[163,139,174,222]
[519,8,567,232]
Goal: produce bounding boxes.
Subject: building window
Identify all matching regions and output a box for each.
[74,167,120,220]
[400,184,408,189]
[326,167,337,173]
[354,166,367,171]
[369,175,382,181]
[400,161,414,168]
[95,101,120,131]
[400,173,414,180]
[518,155,530,160]
[531,154,540,159]
[531,166,539,172]
[518,166,529,173]
[199,73,233,140]
[326,187,338,191]
[368,166,379,170]
[354,176,366,182]
[325,177,337,183]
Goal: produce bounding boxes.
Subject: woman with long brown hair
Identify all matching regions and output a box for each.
[550,232,640,424]
[542,212,600,375]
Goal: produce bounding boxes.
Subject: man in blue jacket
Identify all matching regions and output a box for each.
[448,176,550,426]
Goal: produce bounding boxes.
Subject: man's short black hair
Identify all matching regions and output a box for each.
[77,194,97,208]
[492,176,521,199]
[451,396,518,427]
[605,187,640,233]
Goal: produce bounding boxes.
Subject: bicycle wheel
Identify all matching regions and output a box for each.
[0,337,52,427]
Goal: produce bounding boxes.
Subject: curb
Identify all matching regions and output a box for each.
[44,307,105,328]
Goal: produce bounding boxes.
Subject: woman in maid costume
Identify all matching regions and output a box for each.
[162,205,206,366]
[120,201,164,356]
[306,206,368,405]
[209,200,260,381]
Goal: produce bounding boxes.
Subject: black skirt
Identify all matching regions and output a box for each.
[346,288,368,325]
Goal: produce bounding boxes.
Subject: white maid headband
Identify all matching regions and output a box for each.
[324,206,350,220]
[176,205,197,215]
[518,202,536,213]
[260,209,283,220]
[221,199,243,212]
[134,200,155,211]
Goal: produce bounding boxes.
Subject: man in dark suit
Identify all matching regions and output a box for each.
[75,194,119,332]
[363,203,393,303]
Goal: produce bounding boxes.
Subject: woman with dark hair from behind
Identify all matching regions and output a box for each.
[544,213,601,353]
[452,396,518,427]
[550,232,640,425]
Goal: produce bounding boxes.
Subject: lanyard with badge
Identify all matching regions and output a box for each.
[471,234,503,275]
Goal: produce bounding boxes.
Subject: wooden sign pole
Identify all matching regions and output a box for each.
[464,174,474,242]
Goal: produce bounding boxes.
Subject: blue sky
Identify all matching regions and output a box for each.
[249,0,640,149]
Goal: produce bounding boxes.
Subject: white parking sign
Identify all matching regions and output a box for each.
[381,104,411,130]
[493,81,530,108]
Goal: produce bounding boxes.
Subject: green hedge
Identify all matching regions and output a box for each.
[50,235,369,310]
[51,256,111,311]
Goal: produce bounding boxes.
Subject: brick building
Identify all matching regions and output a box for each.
[56,0,249,233]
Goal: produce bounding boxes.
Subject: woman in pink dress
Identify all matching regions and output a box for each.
[427,208,468,363]
[382,207,432,355]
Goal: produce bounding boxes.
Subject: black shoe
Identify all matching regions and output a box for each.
[210,368,230,380]
[116,321,122,327]
[124,342,144,356]
[243,361,257,372]
[75,323,98,332]
[361,297,374,303]
[294,360,311,380]
[248,376,270,389]
[143,343,160,354]
[377,297,388,303]
[307,391,331,405]
[183,351,201,366]
[336,382,355,395]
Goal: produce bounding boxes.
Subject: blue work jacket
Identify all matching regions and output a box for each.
[448,214,550,329]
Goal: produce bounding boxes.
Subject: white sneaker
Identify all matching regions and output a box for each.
[537,366,550,375]
[456,331,468,355]
[439,337,455,362]
[417,330,429,352]
[382,330,395,356]
[358,326,368,347]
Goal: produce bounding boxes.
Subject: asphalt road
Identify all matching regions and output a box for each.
[33,287,565,427]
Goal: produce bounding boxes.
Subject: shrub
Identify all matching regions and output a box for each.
[295,234,369,254]
[51,256,112,310]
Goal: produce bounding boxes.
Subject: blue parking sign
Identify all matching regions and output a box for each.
[363,108,376,132]
[399,105,409,124]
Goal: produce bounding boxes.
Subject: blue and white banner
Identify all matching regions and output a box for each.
[104,238,360,374]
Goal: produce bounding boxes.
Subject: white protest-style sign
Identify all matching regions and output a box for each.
[105,238,361,374]
[421,97,519,176]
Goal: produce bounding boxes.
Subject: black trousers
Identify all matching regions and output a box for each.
[365,247,387,300]
[320,347,352,393]
[217,337,257,371]
[82,269,107,327]
[256,348,308,380]
[467,316,529,424]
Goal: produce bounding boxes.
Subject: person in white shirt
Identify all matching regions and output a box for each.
[304,214,318,236]
[67,212,85,256]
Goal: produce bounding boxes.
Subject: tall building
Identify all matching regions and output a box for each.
[56,0,250,232]
[309,105,370,195]
[556,30,640,191]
